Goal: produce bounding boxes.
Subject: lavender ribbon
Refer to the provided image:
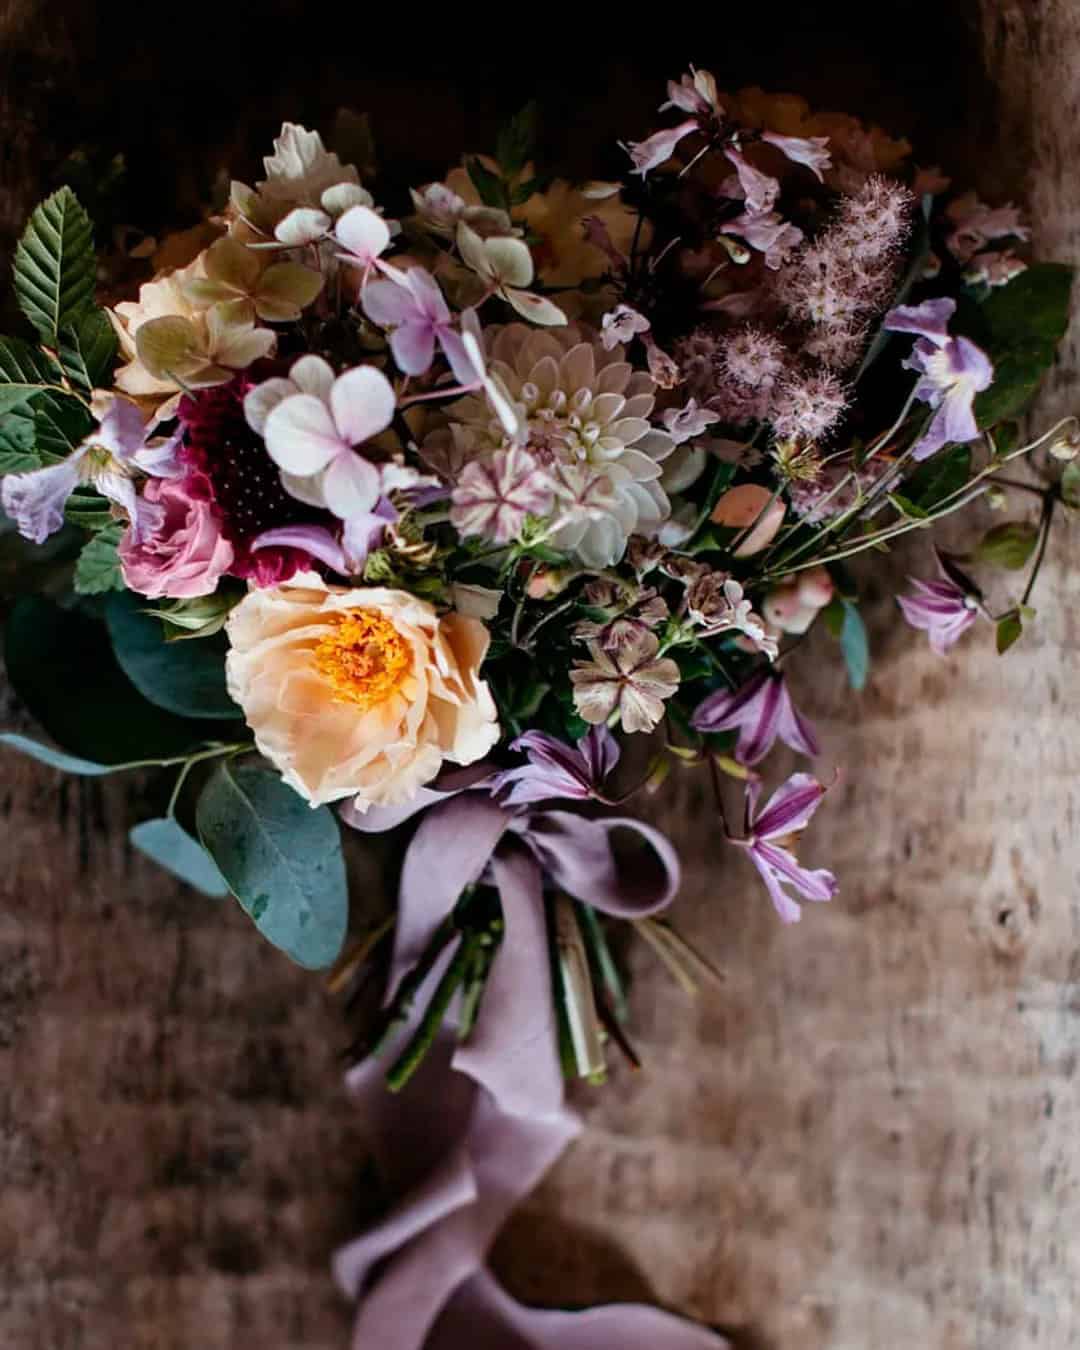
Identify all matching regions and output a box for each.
[335,791,728,1349]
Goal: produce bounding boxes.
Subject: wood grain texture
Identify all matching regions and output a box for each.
[1,6,1078,1348]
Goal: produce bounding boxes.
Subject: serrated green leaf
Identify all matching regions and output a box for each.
[496,101,539,179]
[14,187,98,344]
[0,405,40,472]
[74,522,125,594]
[466,156,506,210]
[33,390,94,463]
[975,520,1039,570]
[130,816,229,898]
[0,337,66,415]
[996,610,1023,653]
[59,308,117,393]
[64,488,115,530]
[840,599,869,691]
[196,762,348,968]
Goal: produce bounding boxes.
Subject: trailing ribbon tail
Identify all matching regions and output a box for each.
[334,791,728,1349]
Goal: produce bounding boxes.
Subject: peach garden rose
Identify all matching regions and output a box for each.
[224,580,500,812]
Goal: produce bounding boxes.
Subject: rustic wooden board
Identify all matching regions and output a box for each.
[1,6,1078,1348]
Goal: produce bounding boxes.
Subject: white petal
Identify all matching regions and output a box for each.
[321,451,381,519]
[330,366,396,446]
[274,207,332,245]
[335,205,390,262]
[289,354,336,400]
[264,394,343,474]
[504,288,567,327]
[244,377,298,434]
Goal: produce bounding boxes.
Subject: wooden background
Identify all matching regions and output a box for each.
[1,4,1078,1347]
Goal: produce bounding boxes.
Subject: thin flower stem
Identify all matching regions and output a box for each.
[165,743,246,819]
[386,932,478,1092]
[1021,493,1056,607]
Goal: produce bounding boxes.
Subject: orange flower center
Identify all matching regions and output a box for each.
[314,610,412,710]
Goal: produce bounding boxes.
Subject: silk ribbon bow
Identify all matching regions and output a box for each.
[334,789,729,1350]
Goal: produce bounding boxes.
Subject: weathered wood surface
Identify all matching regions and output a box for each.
[2,7,1079,1348]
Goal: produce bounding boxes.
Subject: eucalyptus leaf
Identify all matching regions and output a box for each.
[130,816,229,898]
[0,731,114,775]
[196,762,348,968]
[14,187,98,344]
[840,599,870,691]
[4,596,205,762]
[105,590,239,720]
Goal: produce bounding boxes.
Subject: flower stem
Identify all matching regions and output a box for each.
[1021,492,1056,607]
[386,933,478,1092]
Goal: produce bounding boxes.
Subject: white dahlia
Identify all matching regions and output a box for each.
[437,323,675,567]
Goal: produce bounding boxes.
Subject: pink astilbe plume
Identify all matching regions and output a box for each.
[769,369,849,442]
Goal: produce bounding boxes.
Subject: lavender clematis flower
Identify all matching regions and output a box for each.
[252,497,397,575]
[897,553,981,655]
[490,726,620,808]
[731,772,837,923]
[1,397,181,544]
[361,265,472,382]
[621,120,699,177]
[883,297,994,461]
[760,131,832,181]
[692,668,819,765]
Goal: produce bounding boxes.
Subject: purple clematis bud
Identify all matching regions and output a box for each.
[897,551,981,655]
[692,667,819,765]
[730,772,837,923]
[883,297,994,461]
[490,726,620,808]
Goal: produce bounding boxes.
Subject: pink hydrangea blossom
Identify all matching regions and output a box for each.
[361,266,471,380]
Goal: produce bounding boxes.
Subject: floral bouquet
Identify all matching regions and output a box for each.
[1,67,1073,1348]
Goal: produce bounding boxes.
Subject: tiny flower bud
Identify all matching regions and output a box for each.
[1049,426,1080,461]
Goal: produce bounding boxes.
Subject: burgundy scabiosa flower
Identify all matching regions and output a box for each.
[731,772,838,923]
[693,668,819,765]
[179,370,325,585]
